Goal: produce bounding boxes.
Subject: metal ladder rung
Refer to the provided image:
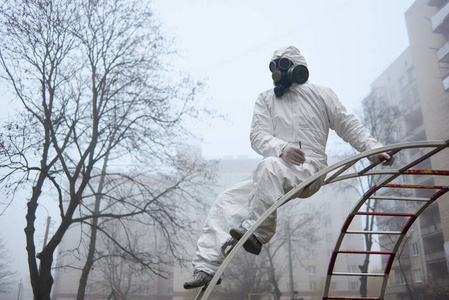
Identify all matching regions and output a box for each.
[332,272,385,277]
[402,169,449,175]
[345,230,402,235]
[324,297,380,300]
[385,184,447,189]
[357,211,415,217]
[370,196,429,202]
[338,250,392,255]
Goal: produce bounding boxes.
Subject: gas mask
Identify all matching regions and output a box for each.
[269,57,309,97]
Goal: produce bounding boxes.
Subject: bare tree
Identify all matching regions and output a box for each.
[0,0,216,299]
[0,235,17,293]
[215,251,272,300]
[88,220,166,300]
[269,201,320,300]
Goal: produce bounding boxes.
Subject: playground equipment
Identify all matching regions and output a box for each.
[195,140,449,300]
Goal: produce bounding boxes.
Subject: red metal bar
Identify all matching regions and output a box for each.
[384,252,397,275]
[323,297,380,300]
[402,169,449,175]
[430,186,449,201]
[338,250,392,255]
[359,149,401,175]
[357,211,415,217]
[385,184,446,189]
[327,252,339,276]
[401,216,418,235]
[341,214,356,233]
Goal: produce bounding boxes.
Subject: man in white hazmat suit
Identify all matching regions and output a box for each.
[184,45,394,289]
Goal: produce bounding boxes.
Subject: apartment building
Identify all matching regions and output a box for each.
[363,0,449,298]
[411,0,449,271]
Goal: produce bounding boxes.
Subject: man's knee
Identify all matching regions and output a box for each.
[256,157,285,174]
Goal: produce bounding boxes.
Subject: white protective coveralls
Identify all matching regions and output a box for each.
[192,46,382,275]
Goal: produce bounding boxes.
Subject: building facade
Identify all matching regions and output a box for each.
[364,0,449,298]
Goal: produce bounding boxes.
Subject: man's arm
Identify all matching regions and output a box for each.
[325,88,395,166]
[249,93,288,157]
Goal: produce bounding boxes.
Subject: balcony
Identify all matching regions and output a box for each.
[428,0,449,8]
[431,1,449,34]
[382,254,411,268]
[420,222,442,237]
[386,284,409,295]
[406,123,425,137]
[443,73,449,91]
[437,41,449,62]
[426,250,446,263]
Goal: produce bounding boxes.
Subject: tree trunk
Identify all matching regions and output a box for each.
[397,257,414,299]
[76,213,99,300]
[77,150,110,299]
[25,198,41,299]
[359,237,372,297]
[265,247,282,300]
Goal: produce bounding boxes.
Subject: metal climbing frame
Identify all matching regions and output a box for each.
[322,140,449,300]
[195,140,449,300]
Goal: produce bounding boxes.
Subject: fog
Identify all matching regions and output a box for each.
[0,0,414,298]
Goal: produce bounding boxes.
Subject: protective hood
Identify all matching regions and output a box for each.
[271,45,307,67]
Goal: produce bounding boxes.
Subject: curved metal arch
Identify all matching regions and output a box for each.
[323,141,449,300]
[196,140,449,300]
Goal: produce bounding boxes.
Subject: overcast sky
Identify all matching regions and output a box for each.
[152,0,415,159]
[0,1,415,298]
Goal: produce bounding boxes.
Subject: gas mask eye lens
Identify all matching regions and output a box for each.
[269,61,276,73]
[278,58,292,70]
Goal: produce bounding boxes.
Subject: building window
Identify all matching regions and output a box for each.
[398,272,406,285]
[412,86,419,104]
[307,266,316,275]
[389,87,396,99]
[401,91,411,107]
[411,243,420,256]
[414,269,423,283]
[349,281,358,290]
[310,282,317,291]
[306,248,315,258]
[400,76,409,89]
[407,67,415,82]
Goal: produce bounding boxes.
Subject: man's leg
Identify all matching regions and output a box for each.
[241,157,318,244]
[185,179,253,288]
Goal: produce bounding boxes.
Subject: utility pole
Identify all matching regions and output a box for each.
[287,219,294,300]
[42,216,51,251]
[17,280,23,300]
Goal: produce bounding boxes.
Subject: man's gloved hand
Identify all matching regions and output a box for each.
[281,144,306,166]
[369,152,395,166]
